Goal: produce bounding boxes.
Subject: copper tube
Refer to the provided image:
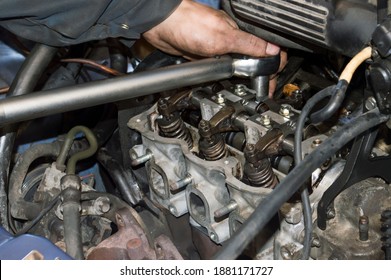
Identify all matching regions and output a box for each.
[61,58,124,76]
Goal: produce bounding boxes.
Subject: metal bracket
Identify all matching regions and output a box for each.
[317,128,391,230]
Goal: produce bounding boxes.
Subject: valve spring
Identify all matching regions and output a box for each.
[245,159,278,188]
[200,136,228,161]
[158,117,193,149]
[381,210,391,260]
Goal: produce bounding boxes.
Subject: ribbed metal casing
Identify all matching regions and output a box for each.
[231,0,329,46]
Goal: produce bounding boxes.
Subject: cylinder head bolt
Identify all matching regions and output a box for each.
[359,215,369,241]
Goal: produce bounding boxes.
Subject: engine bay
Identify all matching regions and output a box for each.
[0,0,390,260]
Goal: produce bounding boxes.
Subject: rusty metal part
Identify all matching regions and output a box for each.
[157,90,192,116]
[198,106,236,161]
[315,178,390,259]
[158,112,193,149]
[86,208,182,260]
[245,129,284,164]
[244,158,278,188]
[198,106,235,139]
[157,91,193,148]
[81,192,154,247]
[243,129,283,188]
[199,133,228,161]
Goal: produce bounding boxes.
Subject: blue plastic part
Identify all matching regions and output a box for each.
[196,0,220,9]
[0,227,72,260]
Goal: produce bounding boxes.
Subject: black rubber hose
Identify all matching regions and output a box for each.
[15,192,62,236]
[214,109,389,260]
[0,44,58,230]
[55,126,98,175]
[6,45,58,98]
[9,142,62,202]
[8,119,115,231]
[8,138,95,230]
[108,38,128,74]
[62,181,83,260]
[134,50,187,73]
[43,63,81,90]
[310,80,347,123]
[293,85,334,260]
[8,142,63,228]
[97,148,141,205]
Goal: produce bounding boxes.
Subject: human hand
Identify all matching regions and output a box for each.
[143,0,286,96]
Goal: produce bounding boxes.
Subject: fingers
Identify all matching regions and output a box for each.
[266,43,281,56]
[229,29,280,57]
[268,50,288,98]
[269,78,277,98]
[278,50,288,72]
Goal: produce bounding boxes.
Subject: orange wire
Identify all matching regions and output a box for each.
[0,86,9,94]
[0,59,122,96]
[60,58,124,76]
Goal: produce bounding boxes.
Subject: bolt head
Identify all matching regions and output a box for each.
[312,138,322,148]
[326,208,336,219]
[130,151,137,160]
[312,238,321,248]
[241,99,249,106]
[260,115,271,126]
[279,105,291,117]
[210,232,217,242]
[216,93,225,104]
[169,205,177,216]
[285,206,302,224]
[280,246,293,260]
[246,143,255,151]
[365,97,377,111]
[235,84,246,96]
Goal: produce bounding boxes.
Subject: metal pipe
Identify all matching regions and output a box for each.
[0,56,234,126]
[251,76,269,102]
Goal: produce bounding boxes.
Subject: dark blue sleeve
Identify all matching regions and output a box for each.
[0,0,182,46]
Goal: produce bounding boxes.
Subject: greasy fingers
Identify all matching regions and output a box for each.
[143,0,280,58]
[230,30,280,57]
[143,0,287,97]
[269,50,288,98]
